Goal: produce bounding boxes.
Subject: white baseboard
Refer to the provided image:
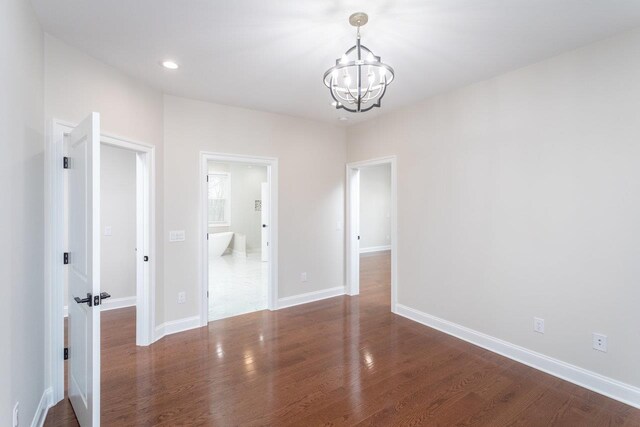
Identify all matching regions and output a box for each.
[396,304,640,409]
[360,245,391,254]
[31,387,52,427]
[154,315,201,341]
[276,286,345,310]
[101,296,136,311]
[63,296,136,317]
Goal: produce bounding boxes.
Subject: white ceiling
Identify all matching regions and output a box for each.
[32,0,640,125]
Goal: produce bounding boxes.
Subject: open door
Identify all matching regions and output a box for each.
[67,112,101,426]
[261,182,269,262]
[348,168,360,294]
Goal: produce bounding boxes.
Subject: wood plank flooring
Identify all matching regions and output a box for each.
[45,252,640,426]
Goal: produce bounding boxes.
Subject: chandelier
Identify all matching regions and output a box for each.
[323,12,395,113]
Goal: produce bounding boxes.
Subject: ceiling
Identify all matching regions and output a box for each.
[32,0,640,125]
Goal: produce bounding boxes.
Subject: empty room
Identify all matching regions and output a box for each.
[2,0,640,426]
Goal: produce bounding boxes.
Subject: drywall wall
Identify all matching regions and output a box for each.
[209,162,267,252]
[0,0,44,423]
[359,164,391,251]
[347,28,640,387]
[164,95,346,321]
[43,35,165,324]
[101,145,137,300]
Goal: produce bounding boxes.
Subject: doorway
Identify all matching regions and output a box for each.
[200,153,278,325]
[346,156,398,312]
[48,119,156,406]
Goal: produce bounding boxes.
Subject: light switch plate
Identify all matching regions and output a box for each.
[169,230,186,242]
[104,226,112,236]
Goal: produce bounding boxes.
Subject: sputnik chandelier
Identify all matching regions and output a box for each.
[323,12,395,113]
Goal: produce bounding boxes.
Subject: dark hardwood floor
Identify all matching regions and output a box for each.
[46,251,640,426]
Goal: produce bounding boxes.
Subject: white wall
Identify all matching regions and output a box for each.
[359,164,391,251]
[0,0,44,423]
[164,95,346,321]
[101,145,137,300]
[43,34,165,324]
[347,28,640,388]
[209,162,267,252]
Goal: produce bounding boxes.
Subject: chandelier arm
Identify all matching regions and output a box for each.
[333,87,356,104]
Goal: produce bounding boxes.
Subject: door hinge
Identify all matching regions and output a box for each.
[206,233,209,240]
[206,175,209,182]
[64,348,68,360]
[63,157,69,169]
[207,291,209,298]
[357,236,360,240]
[63,252,69,264]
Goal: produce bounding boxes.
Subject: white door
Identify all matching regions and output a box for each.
[261,182,269,262]
[348,168,360,294]
[68,113,101,426]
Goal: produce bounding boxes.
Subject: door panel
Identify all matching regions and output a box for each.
[68,112,101,426]
[261,182,269,262]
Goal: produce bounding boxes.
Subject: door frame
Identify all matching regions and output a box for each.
[200,152,278,326]
[346,155,398,312]
[46,119,157,404]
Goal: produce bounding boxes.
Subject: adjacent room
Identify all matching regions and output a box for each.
[3,0,640,426]
[207,161,270,321]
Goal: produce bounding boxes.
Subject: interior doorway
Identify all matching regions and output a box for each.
[346,156,398,312]
[48,119,156,406]
[200,153,278,325]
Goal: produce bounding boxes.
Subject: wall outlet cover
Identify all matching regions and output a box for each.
[533,317,545,334]
[178,291,186,304]
[104,226,112,236]
[300,272,308,282]
[593,333,607,352]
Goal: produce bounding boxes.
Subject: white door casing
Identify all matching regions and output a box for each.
[67,113,101,426]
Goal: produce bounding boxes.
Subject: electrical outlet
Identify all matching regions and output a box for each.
[300,272,308,282]
[533,317,545,334]
[178,292,186,304]
[593,333,607,352]
[12,402,19,427]
[104,226,112,236]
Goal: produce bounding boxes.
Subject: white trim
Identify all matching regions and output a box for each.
[346,156,398,313]
[276,286,345,310]
[101,296,137,311]
[396,304,640,409]
[360,245,391,254]
[200,152,278,326]
[154,316,202,341]
[46,119,157,407]
[30,387,53,427]
[63,296,136,317]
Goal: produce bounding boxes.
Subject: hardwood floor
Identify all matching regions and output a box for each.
[46,251,640,426]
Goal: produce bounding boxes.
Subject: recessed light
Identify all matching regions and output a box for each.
[161,60,179,70]
[338,117,348,121]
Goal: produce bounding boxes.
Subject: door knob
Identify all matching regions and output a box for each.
[74,293,92,307]
[100,292,111,301]
[262,224,267,228]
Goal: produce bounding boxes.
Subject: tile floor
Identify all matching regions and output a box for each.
[208,245,268,321]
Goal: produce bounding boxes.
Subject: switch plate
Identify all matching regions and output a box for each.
[104,226,112,236]
[593,333,607,352]
[169,230,186,242]
[533,317,545,334]
[300,272,308,282]
[178,292,186,304]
